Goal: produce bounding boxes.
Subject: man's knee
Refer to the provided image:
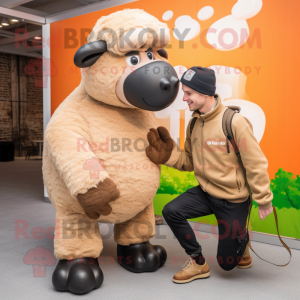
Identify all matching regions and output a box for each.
[217,255,237,271]
[217,240,237,271]
[162,203,172,219]
[162,202,180,221]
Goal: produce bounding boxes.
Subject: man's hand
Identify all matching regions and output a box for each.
[77,178,120,219]
[146,126,173,165]
[258,206,273,221]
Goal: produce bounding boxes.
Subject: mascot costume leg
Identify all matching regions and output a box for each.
[43,9,179,295]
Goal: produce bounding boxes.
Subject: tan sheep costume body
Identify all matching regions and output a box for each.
[43,84,160,253]
[43,9,179,294]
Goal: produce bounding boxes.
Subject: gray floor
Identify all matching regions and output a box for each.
[0,160,299,300]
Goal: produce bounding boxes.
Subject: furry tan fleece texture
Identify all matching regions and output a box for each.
[87,9,170,56]
[114,202,156,245]
[53,211,103,260]
[43,8,172,260]
[43,83,161,259]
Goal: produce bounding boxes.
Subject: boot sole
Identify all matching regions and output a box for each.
[173,271,210,283]
[236,262,252,269]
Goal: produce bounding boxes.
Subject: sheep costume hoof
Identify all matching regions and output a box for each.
[52,258,103,295]
[43,8,178,294]
[117,242,167,272]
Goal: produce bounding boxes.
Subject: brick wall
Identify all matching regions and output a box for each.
[0,53,12,142]
[0,53,11,101]
[26,63,43,141]
[0,53,43,156]
[0,101,13,141]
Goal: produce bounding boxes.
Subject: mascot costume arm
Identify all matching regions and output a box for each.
[44,107,120,219]
[145,125,193,171]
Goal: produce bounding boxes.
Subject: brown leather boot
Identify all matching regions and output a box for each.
[236,241,252,269]
[173,257,210,283]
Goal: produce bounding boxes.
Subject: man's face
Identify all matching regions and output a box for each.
[182,84,208,111]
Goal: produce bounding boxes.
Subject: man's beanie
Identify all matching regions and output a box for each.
[180,66,216,96]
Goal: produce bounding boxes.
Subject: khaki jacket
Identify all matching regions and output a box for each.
[165,94,273,209]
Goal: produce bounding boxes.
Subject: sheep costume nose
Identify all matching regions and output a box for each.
[123,61,179,111]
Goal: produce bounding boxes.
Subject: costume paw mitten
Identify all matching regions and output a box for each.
[77,178,120,219]
[146,126,173,164]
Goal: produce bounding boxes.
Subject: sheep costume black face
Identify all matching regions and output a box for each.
[43,9,179,295]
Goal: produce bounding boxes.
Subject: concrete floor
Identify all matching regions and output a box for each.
[0,160,299,300]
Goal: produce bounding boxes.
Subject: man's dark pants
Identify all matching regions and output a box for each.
[162,185,250,271]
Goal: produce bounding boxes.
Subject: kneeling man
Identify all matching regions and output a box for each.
[145,66,273,283]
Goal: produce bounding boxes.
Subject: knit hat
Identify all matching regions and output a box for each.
[180,66,216,96]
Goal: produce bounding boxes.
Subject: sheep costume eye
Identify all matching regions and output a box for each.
[126,55,140,66]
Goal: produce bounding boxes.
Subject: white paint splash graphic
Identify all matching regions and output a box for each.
[232,0,263,20]
[197,6,214,21]
[162,10,173,21]
[173,16,201,41]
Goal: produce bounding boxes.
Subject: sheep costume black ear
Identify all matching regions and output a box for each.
[73,40,107,68]
[74,40,168,68]
[157,48,168,60]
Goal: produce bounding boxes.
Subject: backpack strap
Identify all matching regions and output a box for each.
[190,117,198,137]
[222,107,239,155]
[190,117,197,137]
[222,107,292,267]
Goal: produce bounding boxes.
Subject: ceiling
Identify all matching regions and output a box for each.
[0,0,107,57]
[0,0,105,16]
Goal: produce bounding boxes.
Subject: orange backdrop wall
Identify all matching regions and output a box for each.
[50,0,300,179]
[49,0,300,237]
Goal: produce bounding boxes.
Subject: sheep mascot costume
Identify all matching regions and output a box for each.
[43,9,179,294]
